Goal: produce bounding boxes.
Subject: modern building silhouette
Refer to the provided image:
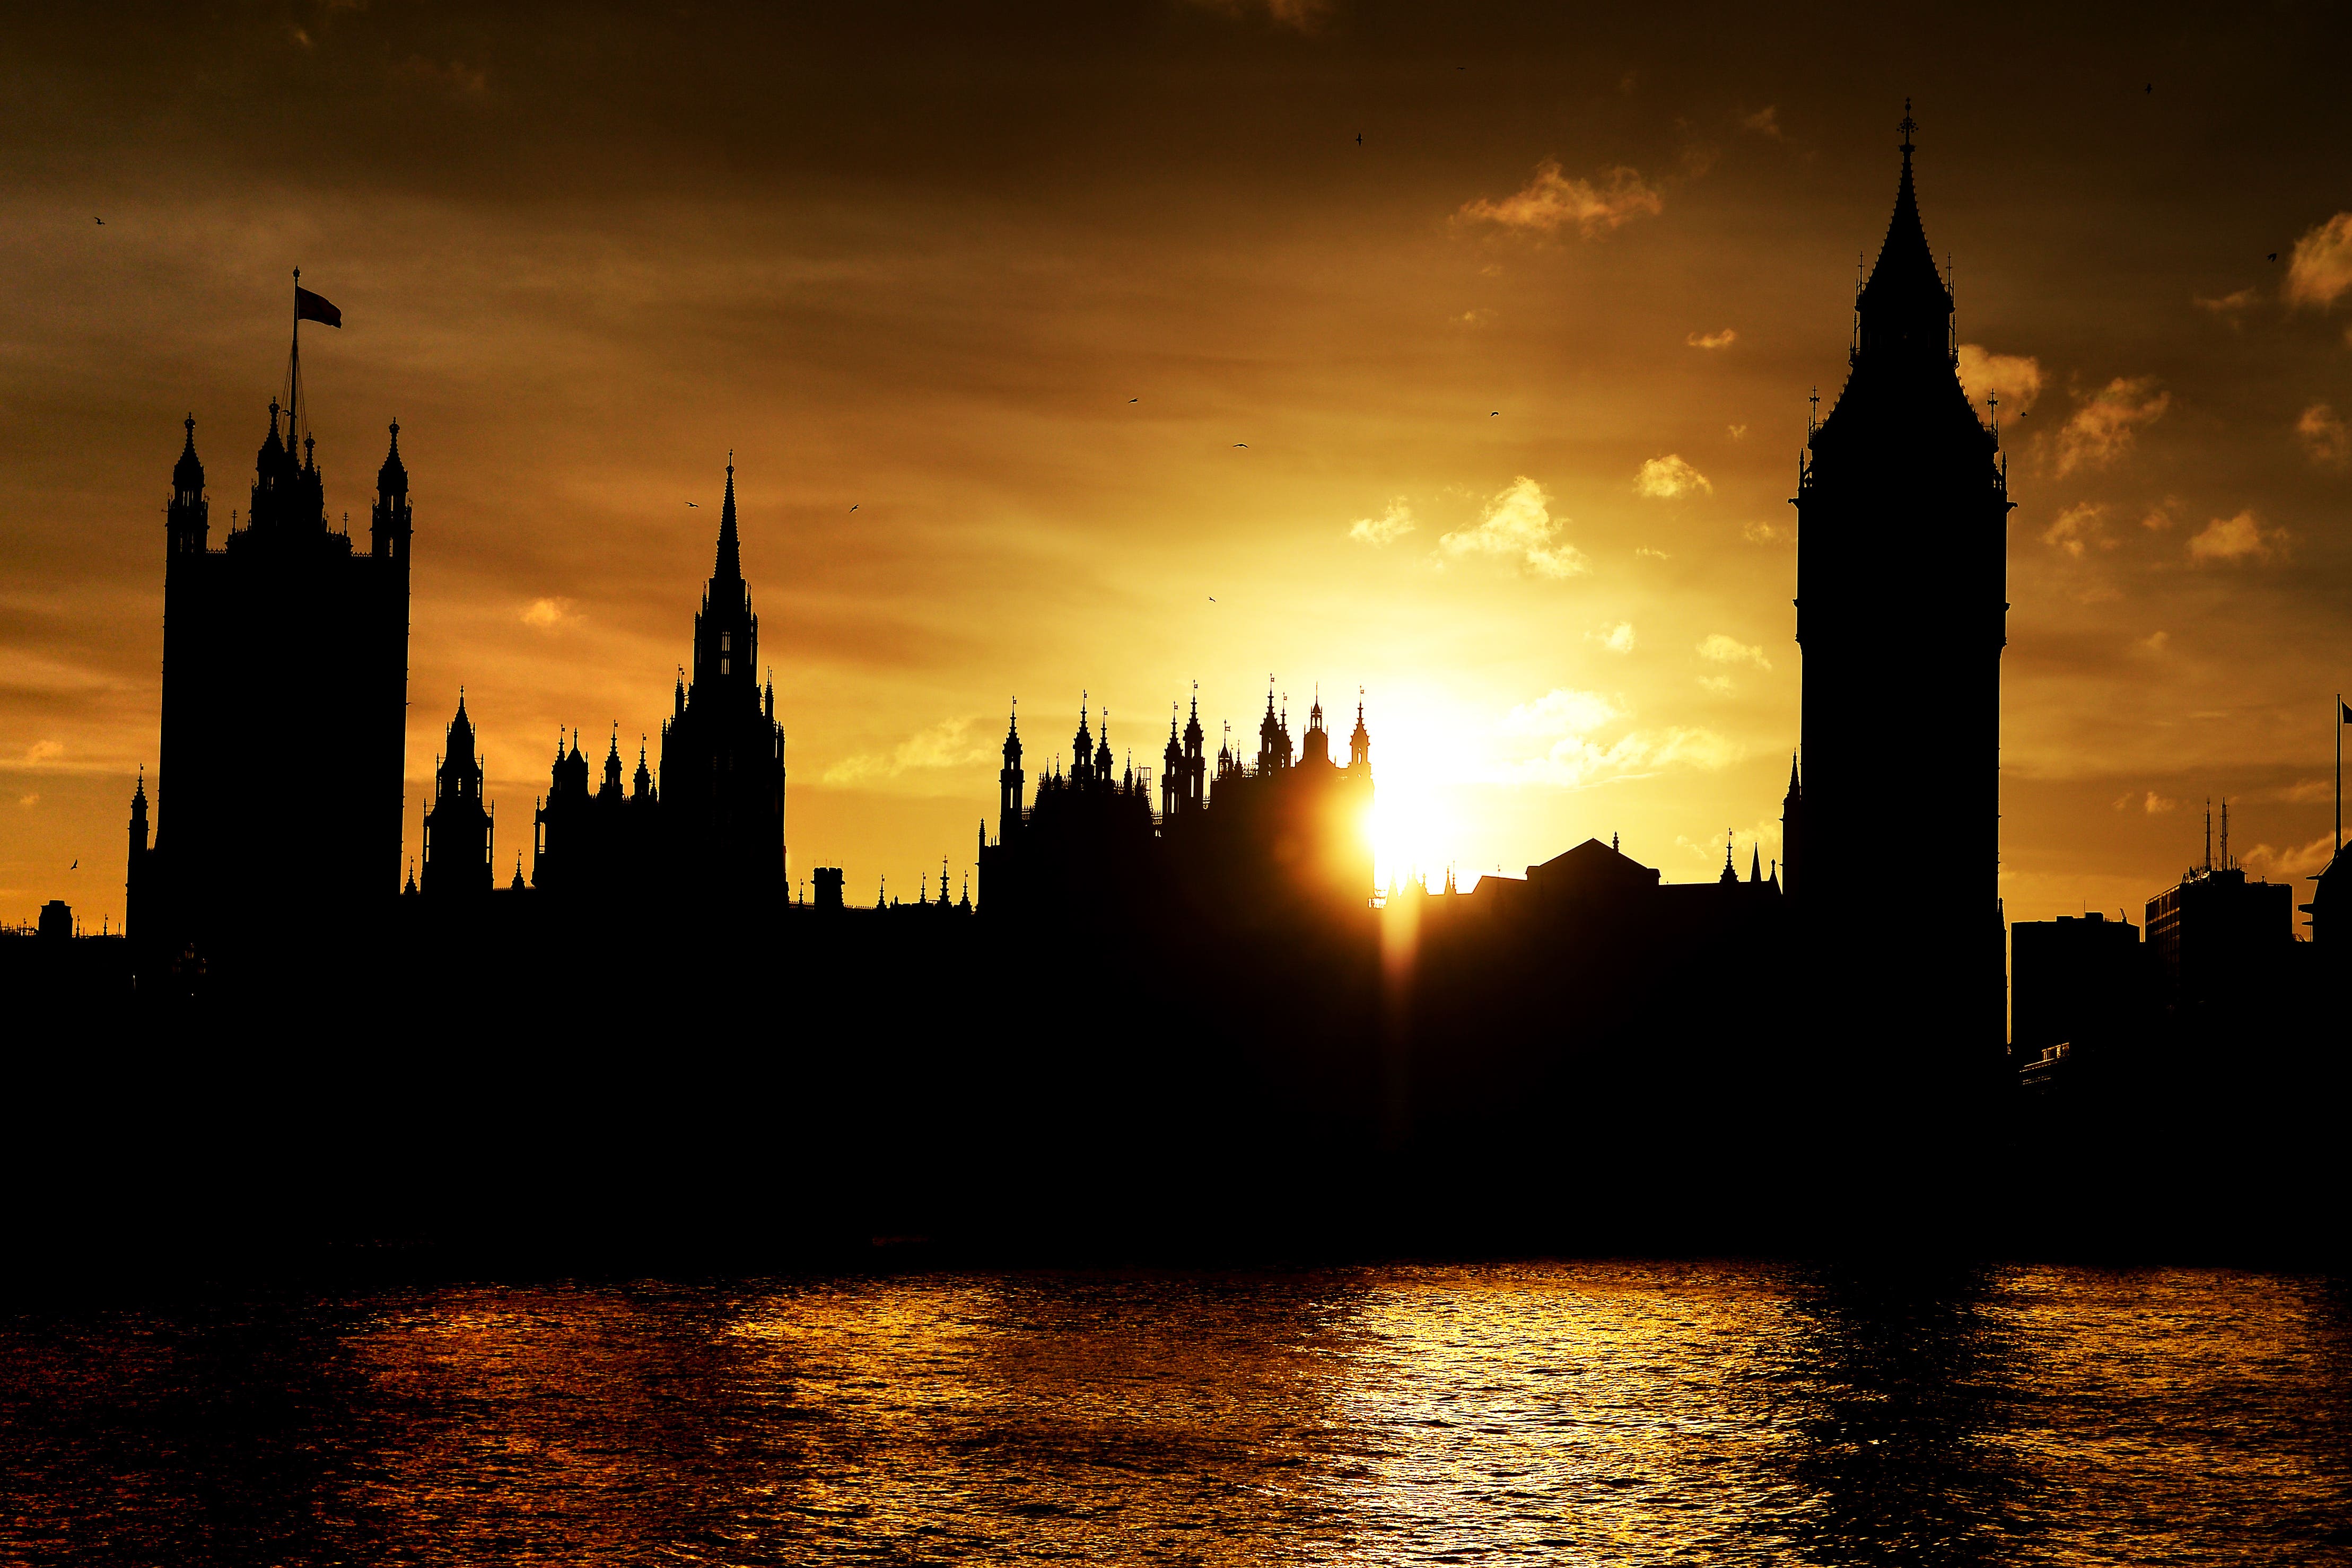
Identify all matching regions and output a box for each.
[1792,107,2009,1062]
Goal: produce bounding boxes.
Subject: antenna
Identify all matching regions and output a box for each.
[2220,799,2231,871]
[2204,799,2213,874]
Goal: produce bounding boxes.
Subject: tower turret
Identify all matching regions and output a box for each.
[168,416,208,557]
[1349,694,1371,770]
[422,690,493,897]
[999,702,1025,840]
[370,421,411,562]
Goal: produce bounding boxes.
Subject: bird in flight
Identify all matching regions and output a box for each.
[687,501,699,507]
[1128,397,1138,403]
[2145,82,2153,93]
[850,504,858,512]
[1355,132,1362,145]
[2269,252,2279,262]
[1490,410,1500,417]
[1234,443,1248,448]
[69,859,77,870]
[1209,596,1217,602]
[92,217,103,225]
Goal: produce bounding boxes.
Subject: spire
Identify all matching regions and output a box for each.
[1750,844,1763,884]
[1856,99,1953,364]
[714,457,742,583]
[173,415,203,494]
[378,419,407,495]
[1720,833,1738,884]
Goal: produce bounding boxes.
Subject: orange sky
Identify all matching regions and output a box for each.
[3,3,2348,933]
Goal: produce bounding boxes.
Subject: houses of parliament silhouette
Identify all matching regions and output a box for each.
[22,113,2339,1262]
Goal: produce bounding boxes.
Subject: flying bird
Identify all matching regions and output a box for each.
[687,501,699,507]
[1209,597,1217,602]
[1356,132,1363,145]
[2145,82,2153,93]
[2269,252,2279,262]
[850,504,858,512]
[69,860,77,870]
[1128,397,1138,403]
[92,217,103,225]
[1490,410,1500,417]
[1233,443,1248,448]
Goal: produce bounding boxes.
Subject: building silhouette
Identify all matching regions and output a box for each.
[421,693,493,898]
[1792,107,2009,1064]
[524,462,785,904]
[130,395,411,960]
[978,684,1374,921]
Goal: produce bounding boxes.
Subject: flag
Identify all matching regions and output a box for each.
[2342,699,2350,723]
[295,286,342,328]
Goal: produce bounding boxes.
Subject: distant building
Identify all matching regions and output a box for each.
[2145,863,2293,1014]
[2010,912,2143,1055]
[1790,108,2009,1062]
[978,685,1374,922]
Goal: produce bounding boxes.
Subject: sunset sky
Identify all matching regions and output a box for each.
[4,3,2348,933]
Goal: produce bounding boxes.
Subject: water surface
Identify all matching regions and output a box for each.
[2,1262,2347,1564]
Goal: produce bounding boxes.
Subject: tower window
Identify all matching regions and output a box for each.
[721,632,731,652]
[721,657,731,674]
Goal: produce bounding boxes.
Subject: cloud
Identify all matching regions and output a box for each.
[1686,328,1737,349]
[1955,344,2043,418]
[1697,674,1736,694]
[1500,687,1620,738]
[2140,503,2174,531]
[823,716,991,789]
[2137,630,2169,654]
[1742,520,1788,543]
[1634,546,1671,559]
[2285,213,2352,309]
[1741,106,1782,138]
[2057,376,2169,476]
[16,794,36,808]
[1634,454,1711,499]
[396,56,491,99]
[2042,501,2114,558]
[1435,476,1586,577]
[2143,791,2177,814]
[1349,498,1417,546]
[2242,832,2341,881]
[1453,308,1494,328]
[1728,423,1747,440]
[22,740,63,766]
[2186,510,2283,564]
[1588,621,1635,653]
[1458,161,1662,238]
[1696,633,1770,670]
[2296,403,2349,466]
[1186,0,1333,31]
[2193,288,2257,317]
[521,597,577,629]
[1486,688,1738,788]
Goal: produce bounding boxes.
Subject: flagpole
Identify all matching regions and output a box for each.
[2337,690,2342,855]
[290,267,301,448]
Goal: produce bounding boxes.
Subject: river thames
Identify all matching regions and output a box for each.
[3,1261,2347,1564]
